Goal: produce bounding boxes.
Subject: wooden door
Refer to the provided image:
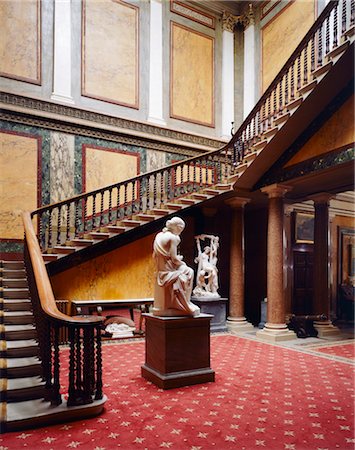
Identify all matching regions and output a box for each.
[292,250,313,315]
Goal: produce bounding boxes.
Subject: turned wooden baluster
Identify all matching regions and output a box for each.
[84,196,89,232]
[290,62,295,100]
[131,181,136,213]
[66,203,71,241]
[116,185,121,220]
[297,54,301,91]
[311,34,315,72]
[284,68,289,107]
[56,205,62,245]
[351,0,355,27]
[193,161,197,191]
[99,191,104,227]
[160,171,164,206]
[92,193,97,230]
[95,325,103,400]
[52,325,62,406]
[278,77,283,114]
[108,188,113,223]
[82,328,94,404]
[167,169,172,200]
[123,183,128,217]
[326,13,330,54]
[333,4,338,48]
[341,0,347,35]
[67,327,76,406]
[48,211,53,249]
[139,178,144,212]
[74,199,80,237]
[317,24,323,67]
[303,45,308,85]
[153,174,157,208]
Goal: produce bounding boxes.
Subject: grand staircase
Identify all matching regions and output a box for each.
[1,0,353,432]
[32,1,354,275]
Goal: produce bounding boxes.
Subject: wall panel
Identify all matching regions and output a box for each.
[262,0,315,91]
[0,0,41,84]
[0,131,39,239]
[170,22,214,127]
[82,0,139,108]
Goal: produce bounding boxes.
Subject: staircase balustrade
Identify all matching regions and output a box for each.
[30,0,351,255]
[23,212,104,407]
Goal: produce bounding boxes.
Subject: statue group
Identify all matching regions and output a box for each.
[152,217,219,318]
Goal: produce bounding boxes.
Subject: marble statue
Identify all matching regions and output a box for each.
[152,217,200,317]
[193,235,220,298]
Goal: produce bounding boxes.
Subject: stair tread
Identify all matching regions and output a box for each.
[5,324,35,331]
[3,299,31,303]
[6,398,58,421]
[6,339,38,349]
[4,311,33,316]
[6,375,45,391]
[6,356,41,368]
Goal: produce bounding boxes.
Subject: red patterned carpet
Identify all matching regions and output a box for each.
[312,342,355,360]
[2,334,355,450]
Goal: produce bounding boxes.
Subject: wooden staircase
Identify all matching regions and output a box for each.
[1,259,106,432]
[35,2,354,274]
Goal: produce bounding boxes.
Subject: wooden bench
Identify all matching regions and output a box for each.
[71,298,154,333]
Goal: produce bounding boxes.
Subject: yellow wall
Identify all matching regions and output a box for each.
[262,0,315,91]
[0,131,38,239]
[285,95,355,167]
[0,0,40,83]
[51,234,155,301]
[170,22,214,127]
[82,0,138,107]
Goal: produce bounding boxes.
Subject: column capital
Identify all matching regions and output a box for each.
[309,192,333,205]
[225,196,251,209]
[222,6,254,32]
[222,12,239,32]
[261,183,292,199]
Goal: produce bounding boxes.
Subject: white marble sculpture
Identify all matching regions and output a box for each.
[152,217,200,317]
[193,235,220,298]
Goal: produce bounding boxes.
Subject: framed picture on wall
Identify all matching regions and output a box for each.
[295,212,314,244]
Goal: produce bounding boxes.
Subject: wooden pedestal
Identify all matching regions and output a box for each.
[141,314,215,389]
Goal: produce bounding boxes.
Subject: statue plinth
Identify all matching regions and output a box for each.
[191,297,228,332]
[141,313,215,389]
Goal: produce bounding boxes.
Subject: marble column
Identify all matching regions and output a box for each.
[257,184,297,342]
[225,197,254,332]
[51,0,74,104]
[221,13,235,139]
[312,193,340,337]
[147,0,166,126]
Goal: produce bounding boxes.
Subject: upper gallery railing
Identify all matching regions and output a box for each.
[31,0,353,253]
[23,212,104,406]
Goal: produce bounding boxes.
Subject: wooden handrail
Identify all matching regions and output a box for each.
[23,211,103,326]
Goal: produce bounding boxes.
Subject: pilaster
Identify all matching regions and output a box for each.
[51,0,74,104]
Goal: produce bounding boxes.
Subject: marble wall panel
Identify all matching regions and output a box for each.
[0,131,39,239]
[170,22,214,127]
[50,132,75,203]
[51,233,155,300]
[84,145,140,214]
[0,0,41,84]
[82,0,138,108]
[262,0,315,91]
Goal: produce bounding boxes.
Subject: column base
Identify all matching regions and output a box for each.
[147,115,167,126]
[227,316,254,332]
[314,321,341,338]
[256,323,297,342]
[51,93,75,104]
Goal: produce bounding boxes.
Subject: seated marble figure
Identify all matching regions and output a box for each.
[152,217,200,317]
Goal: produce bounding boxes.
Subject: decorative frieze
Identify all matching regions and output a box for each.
[171,1,215,29]
[0,93,224,156]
